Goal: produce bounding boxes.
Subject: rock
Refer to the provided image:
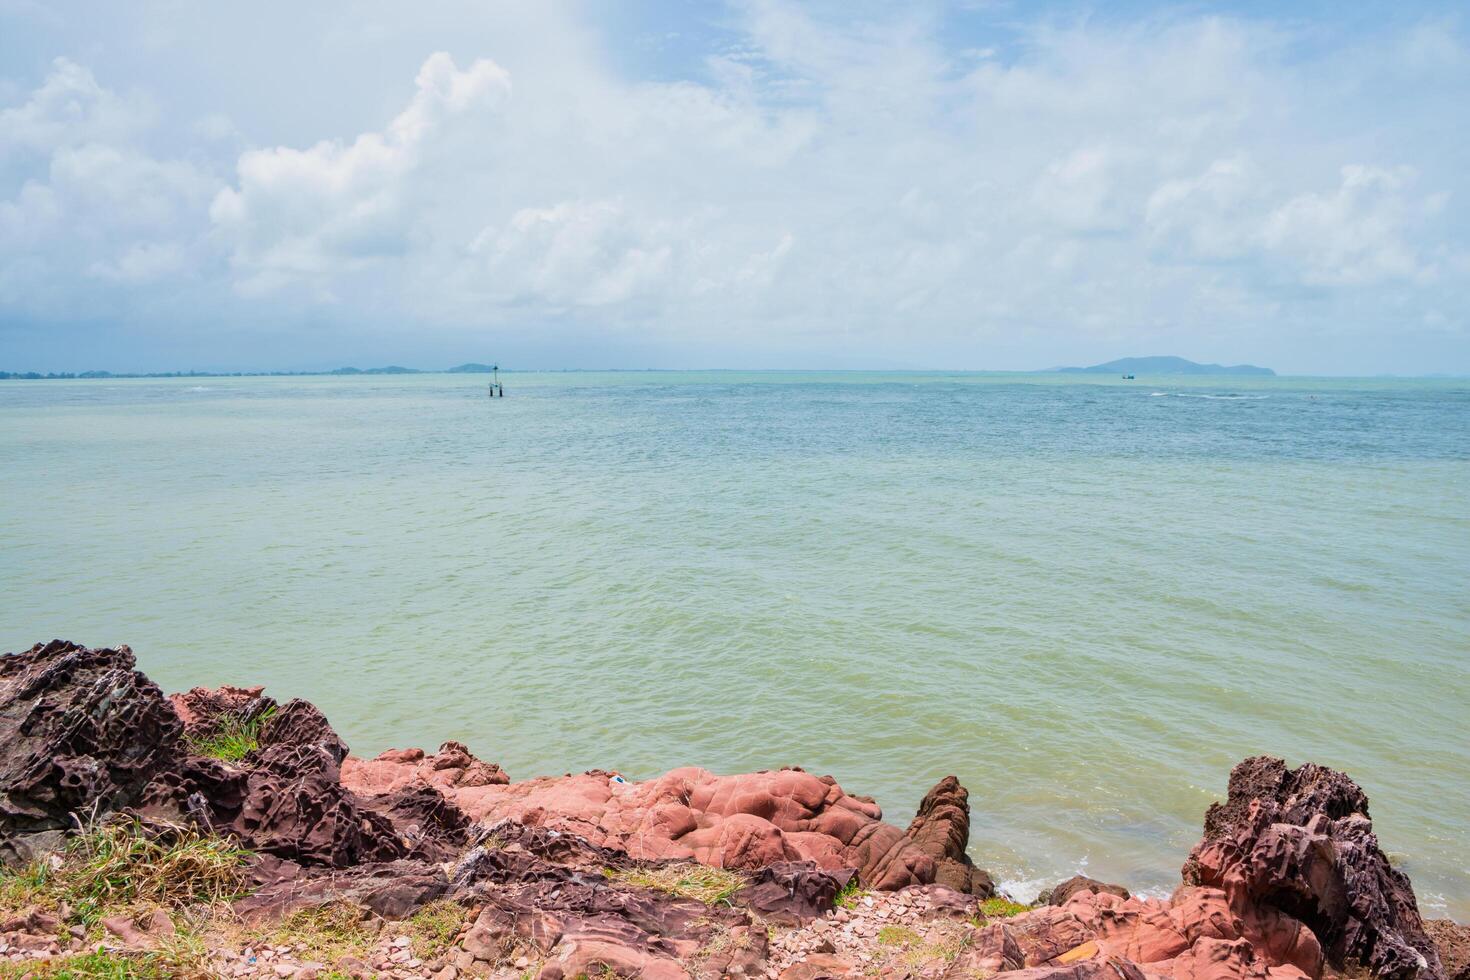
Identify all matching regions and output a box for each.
[1184,757,1442,980]
[1043,876,1131,906]
[0,640,186,864]
[780,953,856,979]
[399,764,977,892]
[903,776,995,897]
[941,922,1024,976]
[341,742,509,802]
[736,862,855,925]
[234,855,451,921]
[974,955,1149,980]
[142,697,423,870]
[451,822,768,978]
[169,684,274,738]
[1426,921,1470,980]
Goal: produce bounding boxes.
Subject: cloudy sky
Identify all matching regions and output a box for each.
[2,1,1467,374]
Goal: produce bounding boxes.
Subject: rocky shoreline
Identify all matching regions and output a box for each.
[1,640,1465,980]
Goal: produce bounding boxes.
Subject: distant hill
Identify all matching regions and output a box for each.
[446,363,497,373]
[1053,356,1275,376]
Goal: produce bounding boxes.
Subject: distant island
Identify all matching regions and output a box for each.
[1051,356,1275,376]
[0,363,499,380]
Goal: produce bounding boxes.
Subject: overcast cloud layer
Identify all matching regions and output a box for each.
[1,0,1467,373]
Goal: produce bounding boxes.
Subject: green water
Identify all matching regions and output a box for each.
[1,372,1466,916]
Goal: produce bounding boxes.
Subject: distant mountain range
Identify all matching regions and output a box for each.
[1051,356,1275,376]
[0,363,500,380]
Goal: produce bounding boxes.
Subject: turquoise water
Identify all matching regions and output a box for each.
[2,372,1467,917]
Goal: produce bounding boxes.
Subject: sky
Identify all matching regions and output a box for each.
[1,1,1467,374]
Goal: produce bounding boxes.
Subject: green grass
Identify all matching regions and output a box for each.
[604,864,746,906]
[0,943,212,979]
[405,899,468,958]
[834,878,867,910]
[978,896,1031,919]
[185,708,276,762]
[877,925,922,946]
[0,858,55,914]
[249,901,376,965]
[0,950,165,978]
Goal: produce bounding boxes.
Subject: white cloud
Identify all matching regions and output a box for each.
[1,3,1467,371]
[0,57,151,156]
[0,59,216,312]
[210,53,510,292]
[1263,165,1434,286]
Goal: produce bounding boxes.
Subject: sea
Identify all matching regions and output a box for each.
[2,371,1466,918]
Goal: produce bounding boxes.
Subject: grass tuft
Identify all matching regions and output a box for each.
[878,925,922,946]
[978,896,1031,919]
[405,899,468,958]
[250,901,377,965]
[185,708,276,762]
[833,878,867,910]
[0,859,56,915]
[604,864,746,906]
[61,821,249,923]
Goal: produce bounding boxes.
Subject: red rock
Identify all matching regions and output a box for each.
[1044,876,1132,906]
[781,953,856,979]
[1425,921,1470,980]
[1184,757,1441,980]
[360,764,981,892]
[904,776,995,896]
[169,684,270,735]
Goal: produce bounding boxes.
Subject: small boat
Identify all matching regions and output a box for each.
[1122,374,1135,380]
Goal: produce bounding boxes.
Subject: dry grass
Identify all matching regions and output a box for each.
[877,925,923,946]
[877,920,971,969]
[0,931,215,979]
[246,901,377,965]
[604,864,746,906]
[60,821,249,924]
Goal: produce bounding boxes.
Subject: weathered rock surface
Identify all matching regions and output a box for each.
[735,861,855,925]
[3,642,1459,980]
[0,640,185,865]
[1426,920,1470,980]
[450,820,768,979]
[142,697,420,869]
[904,774,996,897]
[1184,757,1443,980]
[345,760,991,894]
[1042,875,1132,906]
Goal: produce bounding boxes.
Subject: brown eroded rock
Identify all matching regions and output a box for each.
[449,820,769,978]
[938,921,1025,978]
[168,684,274,737]
[0,640,186,865]
[1184,757,1442,980]
[1425,920,1470,980]
[735,861,856,925]
[233,855,452,922]
[143,697,451,869]
[1043,875,1132,906]
[904,775,996,897]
